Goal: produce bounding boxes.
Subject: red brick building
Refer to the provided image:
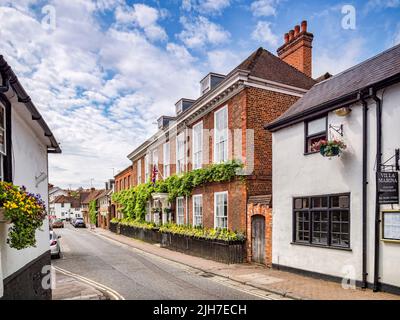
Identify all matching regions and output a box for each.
[114,165,133,218]
[126,21,316,265]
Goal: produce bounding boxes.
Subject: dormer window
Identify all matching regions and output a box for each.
[158,117,163,129]
[200,76,211,95]
[176,100,183,115]
[200,73,225,96]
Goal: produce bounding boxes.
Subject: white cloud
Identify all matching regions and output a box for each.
[207,49,243,74]
[394,24,400,45]
[182,0,231,15]
[251,21,278,46]
[313,38,365,77]
[115,3,167,41]
[365,0,400,11]
[0,1,202,189]
[178,16,230,49]
[250,0,279,17]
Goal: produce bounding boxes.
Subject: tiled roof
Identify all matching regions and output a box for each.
[53,195,81,208]
[81,189,105,204]
[234,47,316,90]
[267,43,400,131]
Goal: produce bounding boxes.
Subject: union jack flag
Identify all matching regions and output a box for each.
[151,165,158,185]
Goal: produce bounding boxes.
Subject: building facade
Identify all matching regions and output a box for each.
[51,195,82,221]
[0,55,61,299]
[114,165,133,219]
[125,21,316,265]
[267,44,400,293]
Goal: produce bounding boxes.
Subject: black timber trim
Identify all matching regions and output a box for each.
[0,93,12,182]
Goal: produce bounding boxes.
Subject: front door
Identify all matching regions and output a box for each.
[251,215,265,264]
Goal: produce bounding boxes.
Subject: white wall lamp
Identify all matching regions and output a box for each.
[334,107,352,117]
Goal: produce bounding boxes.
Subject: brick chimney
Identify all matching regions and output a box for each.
[277,20,313,77]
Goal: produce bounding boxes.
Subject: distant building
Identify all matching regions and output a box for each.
[51,195,82,221]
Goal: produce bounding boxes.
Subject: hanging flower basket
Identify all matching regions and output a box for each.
[312,139,347,157]
[0,182,46,250]
[0,208,11,223]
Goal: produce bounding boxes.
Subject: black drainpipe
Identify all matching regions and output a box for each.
[359,92,368,289]
[370,87,382,292]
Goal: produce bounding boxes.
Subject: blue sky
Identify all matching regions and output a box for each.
[0,0,399,189]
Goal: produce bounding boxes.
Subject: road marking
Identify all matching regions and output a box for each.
[53,266,125,300]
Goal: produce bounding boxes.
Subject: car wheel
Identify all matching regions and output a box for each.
[55,252,60,259]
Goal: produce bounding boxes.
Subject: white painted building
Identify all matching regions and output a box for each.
[0,56,61,299]
[51,195,82,221]
[267,44,400,294]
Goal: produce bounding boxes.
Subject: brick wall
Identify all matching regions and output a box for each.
[246,203,272,266]
[114,165,133,192]
[245,87,300,196]
[188,179,247,232]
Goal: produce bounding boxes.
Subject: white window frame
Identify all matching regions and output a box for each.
[163,142,170,178]
[176,197,185,225]
[214,106,228,163]
[152,149,158,181]
[192,121,203,170]
[193,194,203,227]
[176,132,185,174]
[214,191,228,229]
[137,159,142,185]
[145,154,150,182]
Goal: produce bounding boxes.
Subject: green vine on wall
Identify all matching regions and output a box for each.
[89,200,97,224]
[112,160,243,220]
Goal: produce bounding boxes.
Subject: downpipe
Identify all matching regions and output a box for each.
[370,88,382,292]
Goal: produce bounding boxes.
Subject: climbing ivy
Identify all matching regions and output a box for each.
[89,200,97,224]
[112,160,243,220]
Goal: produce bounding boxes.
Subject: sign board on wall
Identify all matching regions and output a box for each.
[377,172,399,204]
[382,211,400,241]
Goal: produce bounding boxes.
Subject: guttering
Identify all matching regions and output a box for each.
[370,88,382,292]
[0,56,61,154]
[358,91,368,289]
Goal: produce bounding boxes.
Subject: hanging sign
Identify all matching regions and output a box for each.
[377,171,399,204]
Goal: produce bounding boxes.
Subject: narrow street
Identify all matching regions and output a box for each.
[52,224,266,300]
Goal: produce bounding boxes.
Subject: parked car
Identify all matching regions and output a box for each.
[50,230,61,259]
[70,218,76,225]
[52,219,64,228]
[73,218,86,228]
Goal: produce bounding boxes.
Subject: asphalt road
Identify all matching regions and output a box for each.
[52,224,263,300]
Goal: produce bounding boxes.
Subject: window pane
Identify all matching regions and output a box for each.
[296,211,310,242]
[307,117,326,135]
[312,211,328,245]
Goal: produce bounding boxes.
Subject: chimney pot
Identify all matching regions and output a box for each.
[294,25,300,37]
[288,30,294,41]
[301,20,307,32]
[284,33,289,43]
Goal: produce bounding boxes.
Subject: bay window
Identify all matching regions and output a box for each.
[214,106,228,163]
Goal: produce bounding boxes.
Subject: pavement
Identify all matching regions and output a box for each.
[52,269,109,300]
[52,224,283,300]
[91,227,400,300]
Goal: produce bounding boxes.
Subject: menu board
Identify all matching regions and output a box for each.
[382,211,400,241]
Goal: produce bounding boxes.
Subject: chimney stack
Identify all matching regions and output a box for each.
[277,20,313,77]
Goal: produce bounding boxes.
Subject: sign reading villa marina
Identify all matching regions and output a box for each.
[377,171,399,204]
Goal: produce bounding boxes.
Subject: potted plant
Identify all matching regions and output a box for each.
[0,182,47,250]
[312,139,347,157]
